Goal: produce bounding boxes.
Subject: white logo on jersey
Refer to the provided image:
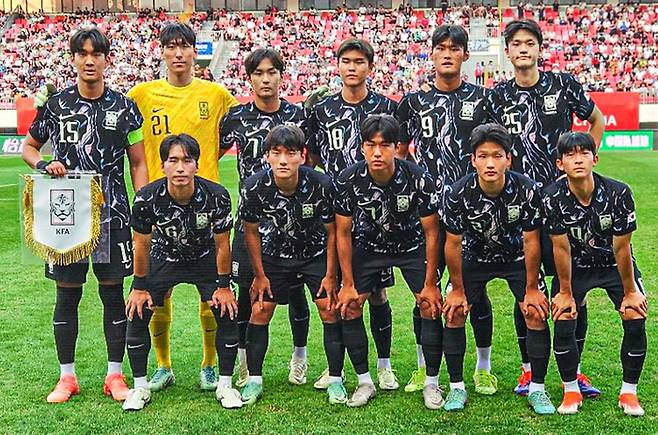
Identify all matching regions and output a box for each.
[599,214,612,230]
[543,95,558,115]
[397,195,410,212]
[628,211,636,224]
[232,261,240,278]
[570,226,584,241]
[302,204,314,218]
[460,102,476,121]
[104,111,120,130]
[507,205,520,223]
[196,213,209,229]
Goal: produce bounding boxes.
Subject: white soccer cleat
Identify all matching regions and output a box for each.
[423,384,444,410]
[347,383,376,408]
[122,387,151,411]
[377,368,400,390]
[288,357,308,385]
[216,385,243,409]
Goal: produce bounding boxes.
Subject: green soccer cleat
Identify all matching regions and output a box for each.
[240,382,263,405]
[148,367,175,392]
[473,369,498,395]
[200,366,218,391]
[444,388,468,412]
[327,381,348,404]
[528,390,556,415]
[404,367,426,393]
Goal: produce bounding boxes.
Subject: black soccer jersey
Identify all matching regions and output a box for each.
[29,86,144,228]
[543,173,637,269]
[219,99,309,182]
[308,91,398,180]
[335,159,439,255]
[487,72,595,188]
[397,82,490,201]
[240,166,335,260]
[131,176,233,262]
[444,171,543,264]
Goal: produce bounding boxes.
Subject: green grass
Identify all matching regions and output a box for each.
[0,153,657,434]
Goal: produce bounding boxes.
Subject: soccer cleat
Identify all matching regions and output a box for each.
[347,383,376,408]
[240,382,263,405]
[557,391,583,415]
[215,385,243,409]
[122,387,151,411]
[288,357,308,385]
[577,373,601,398]
[314,368,345,390]
[404,367,426,392]
[527,390,556,415]
[327,382,348,404]
[103,373,129,401]
[619,393,645,417]
[236,359,249,388]
[200,366,218,391]
[422,384,444,410]
[473,369,498,395]
[377,368,399,390]
[46,375,80,403]
[444,388,468,412]
[149,367,175,392]
[514,367,532,396]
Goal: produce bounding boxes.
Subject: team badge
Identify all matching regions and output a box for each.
[543,95,558,115]
[50,189,75,226]
[199,101,209,120]
[628,211,636,224]
[302,204,314,218]
[232,261,239,278]
[196,212,209,229]
[104,111,120,130]
[599,214,612,230]
[507,205,520,223]
[460,102,476,121]
[397,195,410,212]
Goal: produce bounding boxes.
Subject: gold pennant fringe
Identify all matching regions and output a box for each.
[22,175,105,265]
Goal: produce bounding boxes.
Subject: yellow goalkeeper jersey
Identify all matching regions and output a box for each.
[127,78,238,182]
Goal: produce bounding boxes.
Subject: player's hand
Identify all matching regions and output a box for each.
[620,291,648,318]
[303,85,330,109]
[33,83,56,108]
[44,161,67,177]
[250,275,272,311]
[442,289,469,323]
[125,289,153,321]
[336,284,360,319]
[318,275,337,312]
[418,283,442,319]
[549,291,575,321]
[212,287,238,320]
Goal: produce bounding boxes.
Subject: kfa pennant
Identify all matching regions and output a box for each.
[22,173,104,265]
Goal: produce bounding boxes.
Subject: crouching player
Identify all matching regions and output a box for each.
[545,133,648,416]
[123,134,241,410]
[239,125,346,405]
[442,124,554,414]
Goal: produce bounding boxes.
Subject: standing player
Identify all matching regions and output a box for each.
[123,134,239,411]
[488,19,605,396]
[308,39,400,391]
[127,22,238,392]
[442,124,554,414]
[335,115,443,409]
[396,25,496,395]
[544,133,647,417]
[21,28,148,403]
[220,48,312,388]
[239,125,347,405]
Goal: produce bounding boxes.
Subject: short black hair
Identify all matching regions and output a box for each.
[160,134,201,163]
[361,114,400,144]
[160,22,196,47]
[336,38,375,65]
[557,132,597,158]
[245,48,285,76]
[470,123,512,154]
[265,125,305,153]
[431,25,469,51]
[503,19,543,47]
[69,27,110,56]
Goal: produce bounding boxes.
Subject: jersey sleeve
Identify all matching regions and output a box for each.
[521,182,543,231]
[565,74,595,121]
[417,169,439,217]
[484,87,504,125]
[125,99,144,146]
[130,190,153,234]
[219,113,234,152]
[612,185,637,236]
[395,95,413,144]
[212,187,234,234]
[28,104,54,144]
[442,183,463,235]
[319,177,336,224]
[334,169,353,216]
[239,180,261,224]
[542,189,567,235]
[306,108,320,156]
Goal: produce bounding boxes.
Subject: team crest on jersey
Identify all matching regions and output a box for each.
[543,95,558,115]
[628,211,636,223]
[302,204,314,218]
[397,195,410,212]
[199,102,209,120]
[196,212,209,229]
[50,189,75,226]
[104,111,120,130]
[507,205,520,223]
[460,102,476,121]
[599,214,612,230]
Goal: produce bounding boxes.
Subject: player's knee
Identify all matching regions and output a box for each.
[524,309,546,329]
[98,279,122,286]
[126,318,149,345]
[250,302,275,324]
[368,288,388,305]
[56,281,83,288]
[445,309,467,328]
[621,308,646,321]
[343,303,363,320]
[418,304,436,320]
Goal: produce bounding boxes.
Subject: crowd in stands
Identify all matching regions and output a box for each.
[0,3,656,103]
